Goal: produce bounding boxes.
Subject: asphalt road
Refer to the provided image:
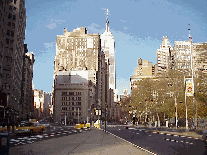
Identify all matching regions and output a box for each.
[9,126,88,147]
[105,125,207,155]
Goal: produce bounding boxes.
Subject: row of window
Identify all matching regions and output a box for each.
[6,38,14,44]
[62,102,81,106]
[7,22,15,29]
[62,107,81,111]
[62,97,81,101]
[62,112,81,116]
[5,0,17,4]
[62,92,81,96]
[7,30,14,37]
[8,13,16,21]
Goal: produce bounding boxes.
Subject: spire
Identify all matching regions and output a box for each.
[106,9,109,32]
[188,23,192,41]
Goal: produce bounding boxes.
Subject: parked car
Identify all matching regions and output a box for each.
[40,121,50,128]
[15,121,45,135]
[202,130,207,144]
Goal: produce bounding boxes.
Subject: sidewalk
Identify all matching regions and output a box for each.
[9,127,152,155]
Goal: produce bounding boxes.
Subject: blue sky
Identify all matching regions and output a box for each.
[25,0,207,96]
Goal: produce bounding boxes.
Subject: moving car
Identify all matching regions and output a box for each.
[15,121,45,135]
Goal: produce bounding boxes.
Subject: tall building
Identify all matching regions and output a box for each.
[43,92,52,120]
[173,40,192,76]
[156,36,173,74]
[100,9,118,120]
[0,0,27,122]
[53,27,102,123]
[20,44,35,120]
[130,58,157,91]
[192,42,207,76]
[34,89,44,119]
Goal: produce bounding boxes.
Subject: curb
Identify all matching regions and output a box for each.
[98,128,157,155]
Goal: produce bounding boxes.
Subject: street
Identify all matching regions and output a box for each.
[9,125,88,147]
[105,125,207,155]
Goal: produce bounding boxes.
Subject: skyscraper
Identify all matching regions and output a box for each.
[156,36,172,75]
[53,27,102,123]
[0,0,27,121]
[101,9,118,103]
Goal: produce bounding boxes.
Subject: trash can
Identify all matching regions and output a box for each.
[0,132,10,155]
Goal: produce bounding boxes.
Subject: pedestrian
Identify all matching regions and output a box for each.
[192,121,194,129]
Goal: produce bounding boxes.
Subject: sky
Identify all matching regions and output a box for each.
[25,0,207,96]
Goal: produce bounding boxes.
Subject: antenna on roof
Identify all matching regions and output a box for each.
[188,23,192,41]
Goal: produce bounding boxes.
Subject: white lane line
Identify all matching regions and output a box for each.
[30,138,37,140]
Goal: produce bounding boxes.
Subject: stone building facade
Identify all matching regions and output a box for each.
[0,0,30,122]
[20,44,35,120]
[53,27,107,124]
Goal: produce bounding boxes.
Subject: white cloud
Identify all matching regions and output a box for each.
[87,23,103,34]
[120,20,127,22]
[45,19,65,29]
[45,23,57,29]
[44,42,56,50]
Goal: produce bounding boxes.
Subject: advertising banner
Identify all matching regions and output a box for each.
[185,78,194,96]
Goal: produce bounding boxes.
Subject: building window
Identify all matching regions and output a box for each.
[12,15,16,21]
[72,107,74,110]
[69,92,74,95]
[6,30,10,36]
[72,102,74,105]
[11,31,14,37]
[62,92,67,96]
[14,0,17,4]
[6,39,9,44]
[8,22,11,27]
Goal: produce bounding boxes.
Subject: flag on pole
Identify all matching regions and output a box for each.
[188,23,190,26]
